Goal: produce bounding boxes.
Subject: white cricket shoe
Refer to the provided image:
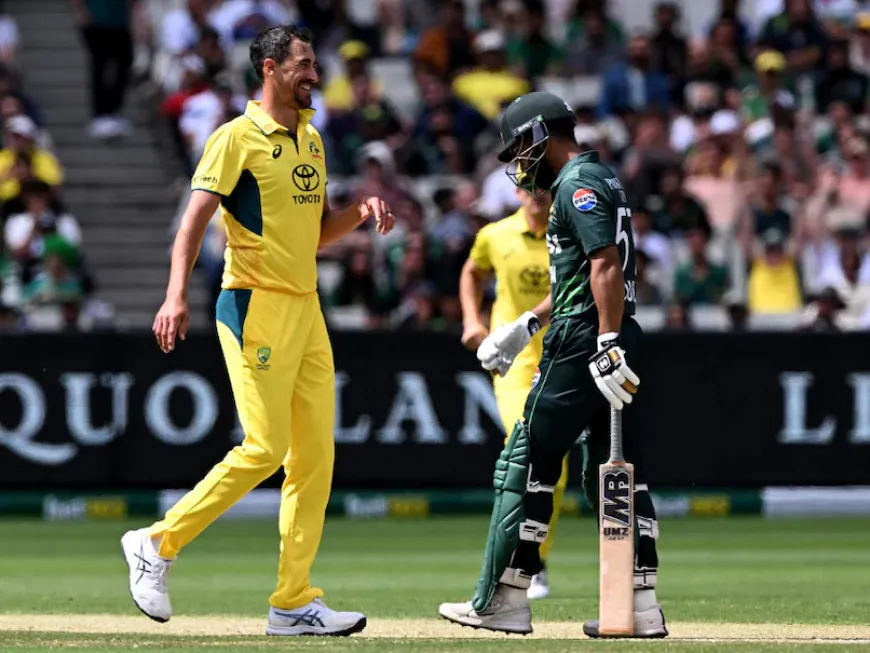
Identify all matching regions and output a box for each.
[527,568,550,600]
[121,529,173,622]
[266,599,366,637]
[583,605,668,638]
[439,584,532,634]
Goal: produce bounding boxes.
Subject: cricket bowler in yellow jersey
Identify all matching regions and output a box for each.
[121,26,395,637]
[458,188,568,599]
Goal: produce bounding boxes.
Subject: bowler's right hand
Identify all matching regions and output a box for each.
[153,295,189,353]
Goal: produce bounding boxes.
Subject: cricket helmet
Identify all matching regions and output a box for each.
[497,91,576,192]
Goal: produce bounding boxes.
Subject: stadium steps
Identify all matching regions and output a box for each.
[7,0,210,331]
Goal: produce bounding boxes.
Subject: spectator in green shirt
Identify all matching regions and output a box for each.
[673,226,730,305]
[506,0,562,79]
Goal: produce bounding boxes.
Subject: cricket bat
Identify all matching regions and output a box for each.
[598,406,635,636]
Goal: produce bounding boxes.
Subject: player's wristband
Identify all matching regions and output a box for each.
[597,332,620,351]
[520,311,542,337]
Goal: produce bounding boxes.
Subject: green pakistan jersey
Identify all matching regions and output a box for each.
[547,150,636,321]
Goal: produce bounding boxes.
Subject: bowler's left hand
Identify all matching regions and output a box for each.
[359,197,395,235]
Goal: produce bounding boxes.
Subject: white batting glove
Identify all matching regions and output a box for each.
[477,311,541,377]
[588,332,640,410]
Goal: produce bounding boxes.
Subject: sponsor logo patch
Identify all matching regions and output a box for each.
[531,367,541,388]
[572,188,597,212]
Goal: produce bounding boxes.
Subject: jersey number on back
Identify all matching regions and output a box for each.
[615,207,631,273]
[616,207,636,303]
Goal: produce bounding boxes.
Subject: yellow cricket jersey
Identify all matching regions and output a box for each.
[191,101,327,294]
[470,208,550,367]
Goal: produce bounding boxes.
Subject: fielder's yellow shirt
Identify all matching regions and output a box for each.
[191,101,327,294]
[470,208,549,364]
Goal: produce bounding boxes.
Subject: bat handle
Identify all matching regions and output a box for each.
[609,406,624,463]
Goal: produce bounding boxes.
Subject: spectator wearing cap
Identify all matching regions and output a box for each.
[505,0,562,79]
[707,109,753,180]
[561,6,624,77]
[414,0,476,79]
[798,286,846,331]
[352,141,412,210]
[72,0,135,139]
[323,41,384,114]
[0,116,62,203]
[672,225,730,306]
[597,32,671,119]
[812,225,870,329]
[21,234,84,310]
[747,227,803,315]
[452,30,529,121]
[741,51,797,130]
[757,0,828,74]
[814,39,870,115]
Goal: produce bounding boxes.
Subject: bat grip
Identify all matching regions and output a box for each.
[609,406,624,463]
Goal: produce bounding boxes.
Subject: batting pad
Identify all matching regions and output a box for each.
[472,420,531,612]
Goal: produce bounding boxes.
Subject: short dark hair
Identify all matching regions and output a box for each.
[250,25,314,81]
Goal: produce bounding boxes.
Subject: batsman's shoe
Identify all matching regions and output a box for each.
[266,599,366,637]
[439,584,532,634]
[121,529,173,623]
[527,569,550,600]
[582,606,668,639]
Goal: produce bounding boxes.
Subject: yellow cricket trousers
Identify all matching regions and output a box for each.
[149,288,335,610]
[494,358,568,563]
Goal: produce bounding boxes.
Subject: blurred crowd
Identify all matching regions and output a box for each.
[147,0,870,333]
[0,7,97,333]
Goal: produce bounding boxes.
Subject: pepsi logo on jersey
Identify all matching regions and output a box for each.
[572,188,597,212]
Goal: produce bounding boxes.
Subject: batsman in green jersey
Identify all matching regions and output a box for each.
[439,92,667,638]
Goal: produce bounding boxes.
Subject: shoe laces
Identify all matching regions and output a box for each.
[152,557,173,592]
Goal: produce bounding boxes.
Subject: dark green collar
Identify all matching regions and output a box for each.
[551,150,600,190]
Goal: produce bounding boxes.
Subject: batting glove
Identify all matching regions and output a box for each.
[477,311,541,377]
[588,332,640,410]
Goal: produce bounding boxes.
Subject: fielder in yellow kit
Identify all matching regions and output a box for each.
[121,26,395,637]
[459,188,568,599]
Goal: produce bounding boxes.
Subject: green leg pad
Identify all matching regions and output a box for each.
[472,419,531,612]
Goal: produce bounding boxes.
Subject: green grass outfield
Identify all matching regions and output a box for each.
[0,515,868,652]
